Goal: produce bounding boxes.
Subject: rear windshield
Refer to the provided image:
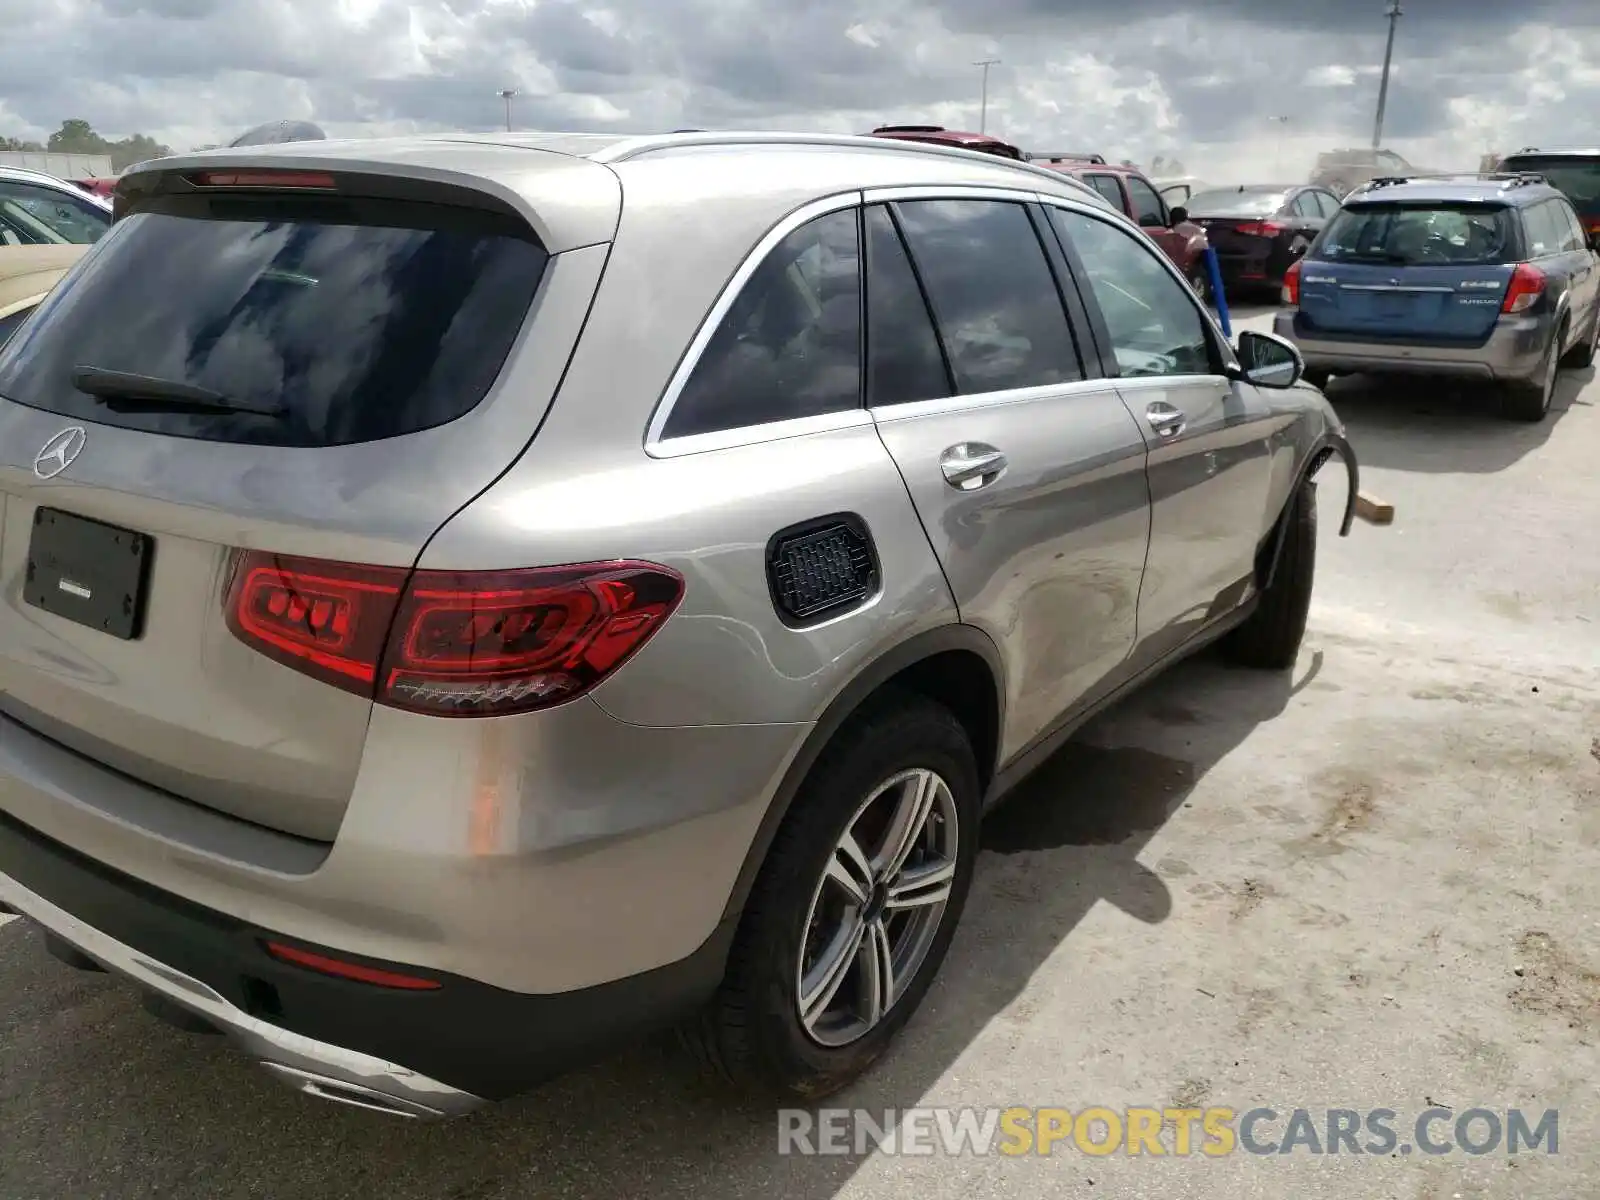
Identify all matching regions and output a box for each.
[1499,157,1600,217]
[0,195,548,448]
[1316,203,1515,266]
[1185,189,1288,217]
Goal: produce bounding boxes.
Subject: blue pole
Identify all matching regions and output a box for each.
[1204,245,1232,338]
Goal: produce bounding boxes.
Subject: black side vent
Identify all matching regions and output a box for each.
[766,515,880,626]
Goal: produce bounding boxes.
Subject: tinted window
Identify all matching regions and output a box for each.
[0,182,109,245]
[1186,189,1288,218]
[1498,157,1600,218]
[1555,200,1585,252]
[1125,176,1166,226]
[1292,192,1321,218]
[1086,175,1125,209]
[864,205,950,407]
[1050,208,1212,379]
[664,208,861,439]
[0,305,33,348]
[1318,204,1515,266]
[0,198,548,447]
[894,199,1083,394]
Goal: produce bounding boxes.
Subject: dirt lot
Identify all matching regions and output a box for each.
[2,306,1596,1199]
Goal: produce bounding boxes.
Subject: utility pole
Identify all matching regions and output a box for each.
[497,88,519,132]
[974,59,1000,134]
[1269,115,1290,177]
[1371,1,1402,151]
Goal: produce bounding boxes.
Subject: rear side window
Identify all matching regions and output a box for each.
[1318,203,1515,266]
[0,197,548,447]
[1292,192,1320,218]
[1523,202,1565,257]
[863,205,951,407]
[663,209,861,439]
[893,199,1084,394]
[0,180,109,246]
[1314,191,1342,218]
[1085,175,1125,210]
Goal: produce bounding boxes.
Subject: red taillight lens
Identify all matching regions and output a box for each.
[225,554,405,692]
[1235,221,1285,238]
[263,941,442,990]
[1502,263,1547,314]
[225,553,685,717]
[190,170,337,189]
[1282,259,1302,307]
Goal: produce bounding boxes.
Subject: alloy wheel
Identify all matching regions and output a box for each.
[796,767,960,1048]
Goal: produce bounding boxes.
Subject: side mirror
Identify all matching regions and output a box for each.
[1169,205,1189,225]
[1234,329,1304,389]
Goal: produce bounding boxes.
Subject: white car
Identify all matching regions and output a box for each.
[0,165,113,248]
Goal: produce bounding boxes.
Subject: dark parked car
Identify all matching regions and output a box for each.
[1035,159,1212,295]
[863,125,1025,161]
[1185,184,1343,295]
[1495,148,1600,241]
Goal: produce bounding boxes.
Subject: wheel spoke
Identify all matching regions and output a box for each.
[800,917,866,1029]
[886,857,956,910]
[875,771,939,883]
[825,831,874,906]
[859,918,895,1026]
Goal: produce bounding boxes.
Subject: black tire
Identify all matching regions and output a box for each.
[1502,321,1563,422]
[682,691,981,1099]
[1561,304,1600,368]
[1223,479,1317,670]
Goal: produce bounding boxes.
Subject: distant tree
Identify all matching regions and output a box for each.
[40,118,172,171]
[1,136,46,152]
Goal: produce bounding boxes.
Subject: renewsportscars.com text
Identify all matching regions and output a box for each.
[777,1106,1560,1158]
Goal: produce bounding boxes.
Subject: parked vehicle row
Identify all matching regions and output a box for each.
[0,129,1357,1119]
[1183,183,1344,297]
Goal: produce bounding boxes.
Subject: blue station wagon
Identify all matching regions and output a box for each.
[1273,174,1600,421]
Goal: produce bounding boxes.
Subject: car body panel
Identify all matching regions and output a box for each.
[0,131,1351,1114]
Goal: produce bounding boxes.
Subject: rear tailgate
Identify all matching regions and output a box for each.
[0,155,619,841]
[1299,199,1519,342]
[1298,261,1514,342]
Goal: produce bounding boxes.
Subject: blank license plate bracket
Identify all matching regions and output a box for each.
[24,508,154,640]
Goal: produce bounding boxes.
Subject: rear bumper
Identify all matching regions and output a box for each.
[1273,309,1547,380]
[0,807,730,1115]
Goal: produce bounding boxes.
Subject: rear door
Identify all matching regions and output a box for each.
[862,193,1152,760]
[1297,200,1520,343]
[1045,203,1277,671]
[0,164,617,841]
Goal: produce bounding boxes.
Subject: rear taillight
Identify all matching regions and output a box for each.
[1282,259,1302,307]
[1235,221,1286,238]
[1501,263,1547,314]
[225,553,685,717]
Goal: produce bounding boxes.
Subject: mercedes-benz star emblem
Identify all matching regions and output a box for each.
[32,426,87,480]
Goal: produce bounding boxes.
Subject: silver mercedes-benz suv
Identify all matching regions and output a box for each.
[0,131,1358,1119]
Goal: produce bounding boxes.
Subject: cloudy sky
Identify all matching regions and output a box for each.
[3,0,1599,177]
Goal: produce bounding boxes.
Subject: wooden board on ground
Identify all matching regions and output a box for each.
[1354,492,1395,526]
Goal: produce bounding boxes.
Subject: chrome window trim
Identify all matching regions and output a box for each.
[646,407,875,459]
[861,183,1047,206]
[869,376,1126,424]
[643,190,864,458]
[1035,196,1241,374]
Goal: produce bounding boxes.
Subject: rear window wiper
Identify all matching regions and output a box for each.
[70,366,288,419]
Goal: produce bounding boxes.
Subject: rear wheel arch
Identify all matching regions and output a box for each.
[717,625,1005,929]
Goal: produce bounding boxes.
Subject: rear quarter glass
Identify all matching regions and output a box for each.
[0,194,549,448]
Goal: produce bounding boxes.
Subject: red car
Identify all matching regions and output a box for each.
[71,178,117,199]
[1034,159,1213,296]
[863,125,1026,161]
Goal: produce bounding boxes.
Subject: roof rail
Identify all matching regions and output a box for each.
[1026,151,1107,165]
[588,130,1109,194]
[872,124,947,134]
[1350,171,1549,194]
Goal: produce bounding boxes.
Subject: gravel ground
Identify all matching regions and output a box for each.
[2,306,1596,1199]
